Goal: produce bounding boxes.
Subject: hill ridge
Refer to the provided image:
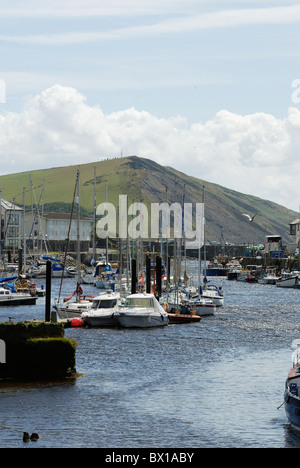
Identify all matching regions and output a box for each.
[0,155,296,243]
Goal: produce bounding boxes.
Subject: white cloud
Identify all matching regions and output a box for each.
[0,84,299,210]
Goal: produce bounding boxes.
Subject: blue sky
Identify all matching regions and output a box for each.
[1,1,300,211]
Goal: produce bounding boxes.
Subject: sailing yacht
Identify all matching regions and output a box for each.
[198,185,224,308]
[55,170,94,319]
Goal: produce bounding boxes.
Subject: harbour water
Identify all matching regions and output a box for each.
[0,266,300,448]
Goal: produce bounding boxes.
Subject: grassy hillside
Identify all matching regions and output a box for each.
[0,156,297,244]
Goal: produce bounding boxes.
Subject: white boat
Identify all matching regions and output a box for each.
[276,272,300,288]
[0,286,37,306]
[184,297,216,316]
[55,294,94,319]
[81,291,121,327]
[258,268,279,285]
[115,293,169,328]
[82,270,96,285]
[201,284,224,307]
[226,262,243,280]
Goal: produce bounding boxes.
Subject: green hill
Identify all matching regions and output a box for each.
[0,155,296,244]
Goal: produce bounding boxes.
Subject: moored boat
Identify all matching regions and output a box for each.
[115,293,169,328]
[186,297,216,316]
[201,283,224,307]
[82,291,121,327]
[55,296,94,319]
[205,260,227,276]
[276,272,300,288]
[284,345,300,431]
[258,268,279,285]
[168,311,201,323]
[0,286,37,306]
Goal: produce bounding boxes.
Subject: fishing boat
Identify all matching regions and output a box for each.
[276,271,300,288]
[236,269,258,283]
[226,261,243,280]
[81,291,121,327]
[284,345,300,432]
[205,260,227,277]
[258,268,279,285]
[115,293,169,328]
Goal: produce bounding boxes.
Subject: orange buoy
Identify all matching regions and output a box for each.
[70,318,83,327]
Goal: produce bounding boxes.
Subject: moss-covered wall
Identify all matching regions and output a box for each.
[0,322,77,380]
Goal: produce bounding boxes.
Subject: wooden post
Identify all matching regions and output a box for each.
[156,255,162,299]
[45,260,52,322]
[146,255,151,293]
[131,258,136,294]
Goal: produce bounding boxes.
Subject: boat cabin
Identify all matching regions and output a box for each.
[92,296,118,309]
[124,297,154,308]
[0,288,11,297]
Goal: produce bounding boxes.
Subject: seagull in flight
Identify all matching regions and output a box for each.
[242,213,257,222]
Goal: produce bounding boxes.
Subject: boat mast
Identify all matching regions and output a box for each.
[105,181,108,266]
[93,166,96,265]
[23,187,26,275]
[199,184,206,294]
[76,170,81,301]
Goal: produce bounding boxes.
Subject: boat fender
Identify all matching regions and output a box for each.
[163,302,168,311]
[70,318,83,327]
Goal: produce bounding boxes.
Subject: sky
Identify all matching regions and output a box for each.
[0,0,300,210]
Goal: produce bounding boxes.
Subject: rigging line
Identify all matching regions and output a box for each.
[58,172,79,302]
[11,184,44,202]
[26,186,44,249]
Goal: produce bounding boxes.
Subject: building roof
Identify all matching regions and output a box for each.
[290,219,300,225]
[1,199,22,212]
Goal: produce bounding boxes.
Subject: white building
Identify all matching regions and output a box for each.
[289,218,300,252]
[23,211,93,253]
[0,199,23,250]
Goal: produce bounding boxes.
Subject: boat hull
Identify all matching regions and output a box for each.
[0,296,37,306]
[83,315,119,327]
[201,294,224,307]
[56,302,92,319]
[193,303,216,316]
[168,313,200,323]
[205,269,226,276]
[117,312,169,328]
[284,388,300,431]
[276,277,299,288]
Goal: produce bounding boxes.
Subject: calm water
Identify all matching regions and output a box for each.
[0,267,300,449]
